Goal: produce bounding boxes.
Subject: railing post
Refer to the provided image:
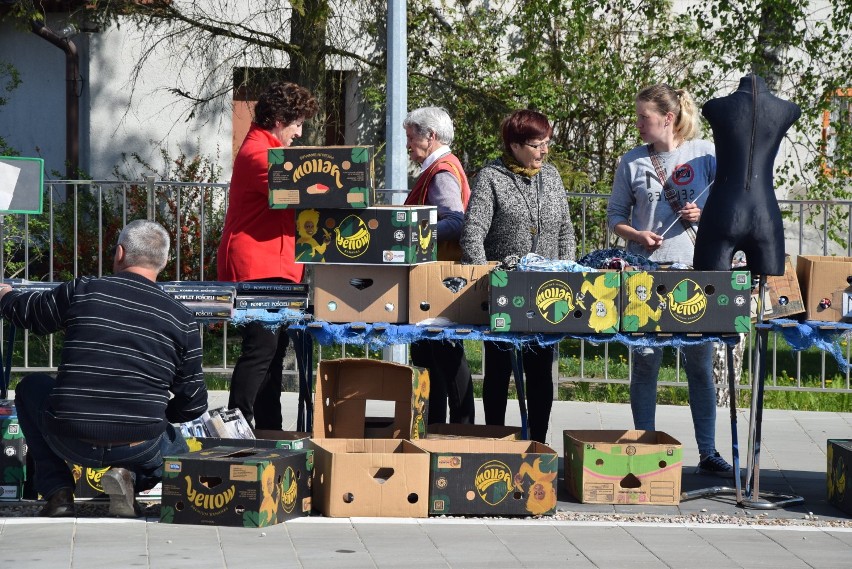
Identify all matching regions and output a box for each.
[145,175,156,221]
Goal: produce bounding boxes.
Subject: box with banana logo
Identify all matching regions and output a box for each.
[295,205,437,265]
[489,270,621,334]
[620,270,751,333]
[268,146,374,209]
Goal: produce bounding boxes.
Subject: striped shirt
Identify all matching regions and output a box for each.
[1,272,208,442]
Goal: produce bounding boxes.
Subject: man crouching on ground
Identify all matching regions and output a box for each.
[0,219,208,518]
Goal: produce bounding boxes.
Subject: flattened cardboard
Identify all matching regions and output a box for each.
[185,430,312,452]
[425,423,520,440]
[563,430,682,505]
[160,446,314,527]
[828,439,852,515]
[750,255,805,321]
[408,262,495,325]
[268,145,374,209]
[489,270,621,334]
[294,206,437,264]
[314,359,429,440]
[796,255,852,321]
[310,438,430,518]
[313,264,409,323]
[414,439,558,516]
[620,270,751,333]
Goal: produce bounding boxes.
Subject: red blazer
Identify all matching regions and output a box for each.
[217,124,303,283]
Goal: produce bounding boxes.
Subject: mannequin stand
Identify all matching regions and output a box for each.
[682,277,803,508]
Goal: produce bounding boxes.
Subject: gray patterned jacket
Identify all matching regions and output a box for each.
[460,158,576,264]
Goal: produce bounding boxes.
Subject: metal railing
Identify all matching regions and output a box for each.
[2,181,852,394]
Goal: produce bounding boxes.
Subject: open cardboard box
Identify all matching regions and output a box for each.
[563,430,683,505]
[310,438,430,518]
[313,358,429,440]
[313,264,409,323]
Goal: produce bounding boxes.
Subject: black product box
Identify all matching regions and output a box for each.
[268,146,374,209]
[828,439,852,515]
[160,446,313,527]
[414,439,558,516]
[620,270,751,333]
[489,270,621,334]
[295,206,437,265]
[0,403,26,500]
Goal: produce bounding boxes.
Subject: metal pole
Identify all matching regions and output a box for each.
[383,0,408,364]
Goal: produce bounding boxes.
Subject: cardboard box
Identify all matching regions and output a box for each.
[409,262,495,325]
[489,270,621,334]
[310,438,430,518]
[268,145,374,209]
[620,270,751,333]
[0,402,26,501]
[294,206,437,265]
[750,255,805,321]
[828,439,852,515]
[160,446,313,527]
[425,424,520,440]
[313,264,409,323]
[796,255,852,321]
[313,358,429,440]
[414,439,558,516]
[563,430,682,505]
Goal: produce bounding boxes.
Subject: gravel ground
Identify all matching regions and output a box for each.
[3,501,852,528]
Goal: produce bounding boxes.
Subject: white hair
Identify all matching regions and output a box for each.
[403,106,455,146]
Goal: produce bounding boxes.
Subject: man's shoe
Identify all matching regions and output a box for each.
[101,467,142,518]
[39,487,76,518]
[696,452,735,478]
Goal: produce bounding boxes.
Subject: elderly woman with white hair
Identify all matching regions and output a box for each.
[403,106,474,425]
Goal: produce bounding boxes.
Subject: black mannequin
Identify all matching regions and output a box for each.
[693,74,801,275]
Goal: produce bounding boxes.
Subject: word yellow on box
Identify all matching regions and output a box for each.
[268,146,373,209]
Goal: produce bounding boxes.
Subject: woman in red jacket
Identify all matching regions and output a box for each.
[217,82,318,429]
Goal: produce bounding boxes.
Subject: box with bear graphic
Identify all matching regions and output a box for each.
[413,439,558,516]
[620,270,751,333]
[160,446,313,527]
[294,206,436,265]
[489,270,621,334]
[268,146,374,209]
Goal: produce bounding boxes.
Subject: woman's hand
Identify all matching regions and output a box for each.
[636,230,663,252]
[678,201,701,223]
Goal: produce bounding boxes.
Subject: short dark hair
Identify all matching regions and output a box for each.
[500,110,553,153]
[253,82,319,130]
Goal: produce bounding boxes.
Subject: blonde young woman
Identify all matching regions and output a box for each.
[606,84,732,477]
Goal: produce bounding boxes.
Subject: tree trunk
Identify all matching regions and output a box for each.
[290,1,330,145]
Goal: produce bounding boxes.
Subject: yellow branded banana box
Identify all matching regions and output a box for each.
[414,439,558,516]
[0,402,26,501]
[310,438,430,518]
[489,270,621,334]
[313,264,409,323]
[409,262,497,325]
[564,430,682,506]
[294,205,437,265]
[160,446,313,527]
[620,270,752,333]
[828,439,852,515]
[268,145,374,209]
[313,359,429,440]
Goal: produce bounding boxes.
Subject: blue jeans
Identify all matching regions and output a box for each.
[629,344,717,457]
[14,373,189,499]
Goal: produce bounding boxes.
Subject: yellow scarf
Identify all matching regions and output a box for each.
[502,152,541,178]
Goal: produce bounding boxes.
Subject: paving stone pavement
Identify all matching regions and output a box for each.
[2,391,852,568]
